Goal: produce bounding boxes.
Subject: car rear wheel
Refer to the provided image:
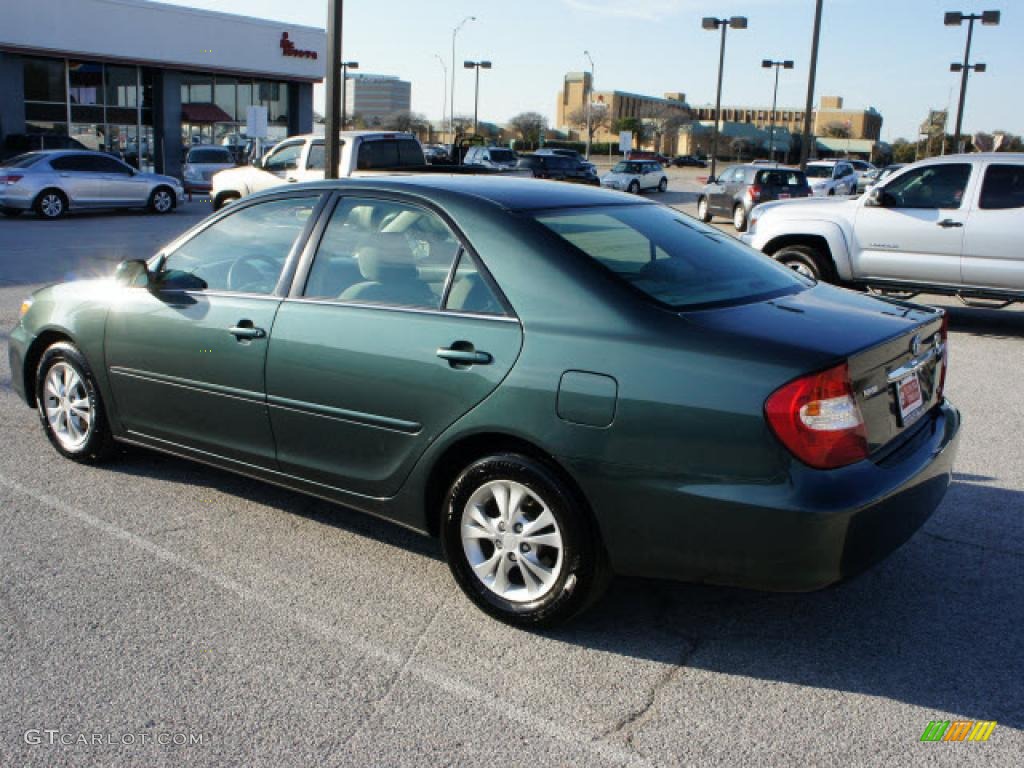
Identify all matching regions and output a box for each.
[35,341,117,462]
[773,244,833,282]
[149,186,175,214]
[628,180,640,194]
[733,204,748,232]
[658,177,668,192]
[828,188,835,196]
[696,196,712,222]
[442,453,609,628]
[35,189,68,220]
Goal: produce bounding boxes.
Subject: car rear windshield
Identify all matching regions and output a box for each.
[533,204,805,309]
[187,148,232,164]
[804,165,832,178]
[756,169,808,187]
[489,149,516,162]
[356,138,426,170]
[1,153,45,169]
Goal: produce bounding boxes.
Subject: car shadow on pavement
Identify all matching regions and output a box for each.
[652,190,699,207]
[104,448,1023,729]
[946,304,1024,339]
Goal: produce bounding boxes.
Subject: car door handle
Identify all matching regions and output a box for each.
[229,324,266,340]
[937,219,963,228]
[437,346,492,366]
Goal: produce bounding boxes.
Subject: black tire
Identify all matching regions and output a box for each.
[214,192,240,211]
[34,189,68,219]
[658,177,668,192]
[2,208,22,218]
[628,180,640,194]
[441,453,610,628]
[149,186,175,214]
[696,196,712,222]
[35,341,117,463]
[827,188,835,196]
[733,203,748,232]
[773,244,834,283]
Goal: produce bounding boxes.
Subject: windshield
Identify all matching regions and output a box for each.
[804,165,833,179]
[533,204,805,309]
[187,148,232,164]
[489,149,516,162]
[612,162,641,174]
[1,153,45,169]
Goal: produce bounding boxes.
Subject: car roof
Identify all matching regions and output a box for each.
[254,174,652,212]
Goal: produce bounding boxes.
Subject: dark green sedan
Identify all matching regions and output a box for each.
[9,176,960,627]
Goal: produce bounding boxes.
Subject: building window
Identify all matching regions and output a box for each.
[23,56,65,103]
[68,61,104,105]
[105,65,138,108]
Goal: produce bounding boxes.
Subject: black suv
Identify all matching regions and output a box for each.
[672,155,707,168]
[516,155,599,185]
[697,164,811,231]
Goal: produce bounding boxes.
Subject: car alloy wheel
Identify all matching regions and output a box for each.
[42,362,92,452]
[658,177,668,192]
[733,204,747,232]
[628,181,640,194]
[151,188,174,214]
[442,453,610,627]
[37,191,66,219]
[697,197,711,222]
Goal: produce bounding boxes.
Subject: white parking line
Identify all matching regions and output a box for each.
[0,473,651,767]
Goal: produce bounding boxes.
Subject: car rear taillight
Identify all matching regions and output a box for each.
[937,312,949,399]
[765,362,868,470]
[746,184,762,202]
[1,174,24,185]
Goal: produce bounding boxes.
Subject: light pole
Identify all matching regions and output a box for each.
[340,60,359,130]
[799,0,823,170]
[702,15,747,181]
[761,59,793,162]
[463,60,491,136]
[945,10,1000,153]
[434,54,447,142]
[450,15,476,140]
[324,0,343,179]
[584,50,595,160]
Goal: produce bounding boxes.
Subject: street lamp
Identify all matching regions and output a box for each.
[450,15,476,140]
[463,60,492,136]
[583,50,595,160]
[434,54,447,141]
[761,59,794,161]
[340,61,359,130]
[702,15,747,180]
[945,9,1000,153]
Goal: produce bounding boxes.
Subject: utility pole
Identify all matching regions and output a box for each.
[340,61,358,130]
[702,16,747,180]
[450,16,475,142]
[799,0,823,170]
[584,50,595,160]
[945,10,1000,153]
[324,0,343,179]
[434,54,447,142]
[762,59,794,161]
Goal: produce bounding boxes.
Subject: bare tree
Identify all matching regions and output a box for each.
[567,103,611,146]
[822,121,851,139]
[639,105,689,152]
[508,111,548,148]
[380,110,429,133]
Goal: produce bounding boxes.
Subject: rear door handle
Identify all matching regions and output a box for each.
[229,323,266,340]
[937,219,963,228]
[437,346,492,366]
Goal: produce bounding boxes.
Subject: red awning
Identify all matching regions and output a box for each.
[181,103,234,124]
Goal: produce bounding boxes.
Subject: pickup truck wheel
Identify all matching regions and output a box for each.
[696,196,711,222]
[733,204,748,232]
[214,192,241,211]
[773,244,834,283]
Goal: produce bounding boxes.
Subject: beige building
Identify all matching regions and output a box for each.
[690,95,881,141]
[556,72,691,147]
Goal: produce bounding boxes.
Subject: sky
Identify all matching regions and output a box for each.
[158,0,1021,141]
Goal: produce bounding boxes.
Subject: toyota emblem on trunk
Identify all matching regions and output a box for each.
[910,334,922,356]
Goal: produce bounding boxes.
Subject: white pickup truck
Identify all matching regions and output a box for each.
[742,153,1024,306]
[211,131,429,210]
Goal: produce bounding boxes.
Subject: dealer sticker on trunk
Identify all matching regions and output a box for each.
[896,372,924,425]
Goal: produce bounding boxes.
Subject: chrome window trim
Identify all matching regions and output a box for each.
[281,296,521,324]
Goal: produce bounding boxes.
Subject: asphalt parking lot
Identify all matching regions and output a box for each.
[1,191,1022,767]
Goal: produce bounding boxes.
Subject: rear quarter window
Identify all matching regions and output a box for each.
[756,170,808,187]
[979,164,1024,210]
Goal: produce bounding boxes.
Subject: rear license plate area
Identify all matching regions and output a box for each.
[895,372,924,426]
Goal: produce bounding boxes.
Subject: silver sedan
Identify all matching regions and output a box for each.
[0,150,184,219]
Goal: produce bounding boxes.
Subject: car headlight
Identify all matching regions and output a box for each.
[19,297,33,319]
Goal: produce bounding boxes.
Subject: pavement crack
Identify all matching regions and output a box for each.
[921,530,1024,558]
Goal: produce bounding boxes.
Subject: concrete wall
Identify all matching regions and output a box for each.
[153,70,182,178]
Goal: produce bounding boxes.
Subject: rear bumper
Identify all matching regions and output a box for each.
[0,188,36,210]
[568,400,961,591]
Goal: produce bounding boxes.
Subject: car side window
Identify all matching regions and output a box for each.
[303,197,462,309]
[91,155,131,174]
[306,142,325,171]
[50,155,92,172]
[158,196,319,294]
[263,142,303,173]
[881,164,972,210]
[444,251,505,316]
[978,164,1024,210]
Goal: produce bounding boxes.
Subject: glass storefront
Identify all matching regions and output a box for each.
[20,55,291,172]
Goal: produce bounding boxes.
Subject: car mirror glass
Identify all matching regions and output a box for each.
[864,187,884,207]
[114,259,151,288]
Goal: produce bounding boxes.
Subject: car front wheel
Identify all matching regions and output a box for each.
[35,189,68,219]
[442,453,609,628]
[773,244,833,282]
[35,341,117,462]
[628,180,640,194]
[697,196,712,222]
[149,187,175,214]
[658,177,668,192]
[733,204,748,232]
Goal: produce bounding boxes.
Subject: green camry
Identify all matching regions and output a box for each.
[9,176,960,627]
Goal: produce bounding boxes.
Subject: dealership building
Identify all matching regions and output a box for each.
[0,0,325,177]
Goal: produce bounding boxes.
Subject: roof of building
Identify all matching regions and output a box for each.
[815,138,878,153]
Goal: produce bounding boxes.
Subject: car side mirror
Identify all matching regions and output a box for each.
[707,176,716,184]
[864,187,884,207]
[114,259,151,288]
[251,156,263,169]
